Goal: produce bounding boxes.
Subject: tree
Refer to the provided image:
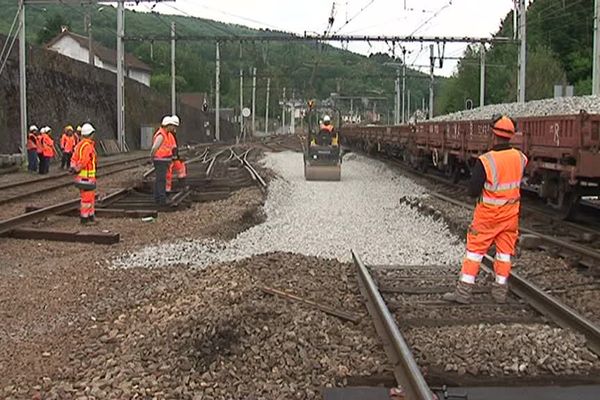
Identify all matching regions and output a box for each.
[37,13,70,45]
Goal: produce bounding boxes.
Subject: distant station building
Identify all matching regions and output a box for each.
[46,29,152,87]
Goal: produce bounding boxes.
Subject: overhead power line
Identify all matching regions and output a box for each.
[124,33,515,44]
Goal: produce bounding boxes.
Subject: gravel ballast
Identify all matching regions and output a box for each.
[114,152,463,269]
[7,253,390,400]
[432,95,600,122]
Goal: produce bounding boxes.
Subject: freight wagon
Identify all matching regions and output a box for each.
[343,111,600,217]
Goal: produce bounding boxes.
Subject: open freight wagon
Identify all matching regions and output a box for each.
[343,111,600,218]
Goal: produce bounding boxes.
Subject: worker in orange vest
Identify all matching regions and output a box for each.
[150,116,177,205]
[26,125,39,173]
[443,115,528,304]
[74,125,82,144]
[60,125,76,169]
[70,123,97,225]
[39,126,55,174]
[320,115,334,133]
[166,115,187,192]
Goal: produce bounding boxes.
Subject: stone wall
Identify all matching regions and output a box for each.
[0,36,236,154]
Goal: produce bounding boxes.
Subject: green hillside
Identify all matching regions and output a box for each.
[438,0,594,114]
[0,0,435,120]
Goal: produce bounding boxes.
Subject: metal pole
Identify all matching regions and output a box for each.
[116,0,125,150]
[401,48,406,124]
[252,67,257,136]
[265,77,271,136]
[215,41,220,141]
[480,43,486,107]
[407,89,411,120]
[171,21,176,114]
[594,0,600,94]
[281,87,286,135]
[239,43,243,138]
[518,0,527,103]
[396,70,401,124]
[290,89,295,134]
[429,44,434,119]
[19,0,27,161]
[87,7,94,66]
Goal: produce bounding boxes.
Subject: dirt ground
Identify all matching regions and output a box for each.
[0,184,267,398]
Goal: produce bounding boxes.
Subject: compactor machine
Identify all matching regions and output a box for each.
[303,106,342,181]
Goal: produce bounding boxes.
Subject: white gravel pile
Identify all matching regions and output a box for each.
[432,95,600,122]
[113,152,463,269]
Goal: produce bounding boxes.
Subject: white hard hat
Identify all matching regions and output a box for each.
[81,123,95,136]
[171,115,180,127]
[323,115,331,122]
[40,126,48,133]
[29,125,38,132]
[45,126,52,132]
[161,115,174,126]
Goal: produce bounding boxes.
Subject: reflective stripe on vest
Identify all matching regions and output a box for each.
[478,149,527,207]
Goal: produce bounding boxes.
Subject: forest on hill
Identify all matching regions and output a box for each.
[0,0,433,119]
[438,0,595,114]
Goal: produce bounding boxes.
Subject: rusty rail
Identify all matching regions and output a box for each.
[429,191,600,263]
[352,250,433,400]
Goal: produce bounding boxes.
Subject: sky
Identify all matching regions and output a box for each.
[128,0,517,77]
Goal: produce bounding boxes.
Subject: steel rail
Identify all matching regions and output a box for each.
[352,250,433,400]
[428,192,600,262]
[481,255,600,355]
[0,162,146,206]
[241,150,267,188]
[0,154,148,191]
[0,188,131,236]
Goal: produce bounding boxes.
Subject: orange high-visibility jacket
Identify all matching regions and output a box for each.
[475,148,528,221]
[40,133,55,158]
[320,124,334,133]
[71,138,97,183]
[153,127,176,161]
[26,133,37,150]
[61,134,76,153]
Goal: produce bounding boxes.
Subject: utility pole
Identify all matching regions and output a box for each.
[480,43,486,107]
[265,77,271,136]
[395,69,400,124]
[290,89,296,134]
[252,67,257,136]
[239,44,243,138]
[593,0,600,94]
[429,44,434,119]
[407,89,411,120]
[116,0,125,150]
[19,0,26,161]
[171,21,176,115]
[281,87,286,135]
[401,47,406,124]
[86,6,94,66]
[215,41,220,141]
[517,0,527,103]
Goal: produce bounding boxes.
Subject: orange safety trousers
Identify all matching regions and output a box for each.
[166,160,187,192]
[460,207,519,285]
[80,190,95,218]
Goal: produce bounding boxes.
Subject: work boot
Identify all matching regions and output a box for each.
[491,283,508,304]
[80,217,89,225]
[442,280,473,304]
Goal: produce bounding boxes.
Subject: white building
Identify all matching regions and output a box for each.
[46,30,152,86]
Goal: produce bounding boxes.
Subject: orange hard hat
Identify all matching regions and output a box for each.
[491,115,516,138]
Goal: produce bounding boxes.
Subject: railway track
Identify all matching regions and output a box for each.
[0,153,150,205]
[353,251,600,400]
[370,152,600,326]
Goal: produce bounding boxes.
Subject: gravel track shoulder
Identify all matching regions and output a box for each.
[114,151,463,269]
